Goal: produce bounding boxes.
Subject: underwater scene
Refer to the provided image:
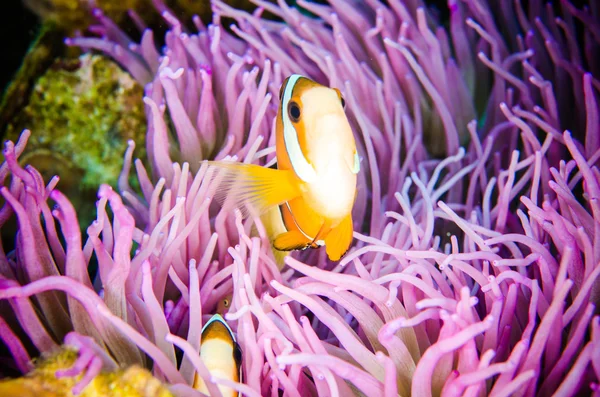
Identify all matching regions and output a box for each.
[0,0,599,396]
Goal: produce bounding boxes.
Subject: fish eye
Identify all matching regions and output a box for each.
[288,101,301,122]
[223,299,229,307]
[341,97,346,108]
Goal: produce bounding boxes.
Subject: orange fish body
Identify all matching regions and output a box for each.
[209,75,360,264]
[194,314,242,397]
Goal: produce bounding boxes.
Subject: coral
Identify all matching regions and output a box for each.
[0,0,599,396]
[0,345,174,396]
[4,54,146,229]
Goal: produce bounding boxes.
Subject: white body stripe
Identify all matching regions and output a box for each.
[282,74,318,183]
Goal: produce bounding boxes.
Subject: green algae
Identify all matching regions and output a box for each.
[0,348,175,397]
[5,54,146,229]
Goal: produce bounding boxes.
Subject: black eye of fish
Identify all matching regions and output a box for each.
[288,101,301,122]
[340,97,346,108]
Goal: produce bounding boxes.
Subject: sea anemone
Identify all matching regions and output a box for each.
[1,0,599,396]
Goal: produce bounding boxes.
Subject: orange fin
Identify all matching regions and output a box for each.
[273,230,311,251]
[206,161,301,217]
[310,221,331,246]
[324,215,354,261]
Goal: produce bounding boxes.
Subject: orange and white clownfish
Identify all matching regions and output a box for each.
[193,314,242,397]
[207,74,360,265]
[216,294,232,315]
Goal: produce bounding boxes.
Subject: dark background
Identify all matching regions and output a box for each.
[0,1,38,95]
[0,0,454,96]
[0,0,592,105]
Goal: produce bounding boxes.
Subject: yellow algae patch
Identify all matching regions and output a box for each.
[0,349,174,397]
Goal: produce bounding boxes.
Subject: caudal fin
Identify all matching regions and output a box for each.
[272,249,289,269]
[257,206,291,270]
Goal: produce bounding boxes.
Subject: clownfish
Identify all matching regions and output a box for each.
[194,314,242,397]
[208,74,360,265]
[216,294,232,315]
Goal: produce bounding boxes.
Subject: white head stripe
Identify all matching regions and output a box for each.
[282,74,317,183]
[202,314,236,342]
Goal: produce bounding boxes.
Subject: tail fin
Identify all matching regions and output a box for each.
[253,206,290,270]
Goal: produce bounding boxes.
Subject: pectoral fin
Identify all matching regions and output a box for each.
[206,161,301,217]
[273,230,311,251]
[324,215,354,261]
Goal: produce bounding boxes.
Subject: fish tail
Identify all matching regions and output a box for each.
[252,206,290,269]
[272,249,289,270]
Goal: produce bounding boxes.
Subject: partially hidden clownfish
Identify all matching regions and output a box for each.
[194,314,242,397]
[207,74,360,266]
